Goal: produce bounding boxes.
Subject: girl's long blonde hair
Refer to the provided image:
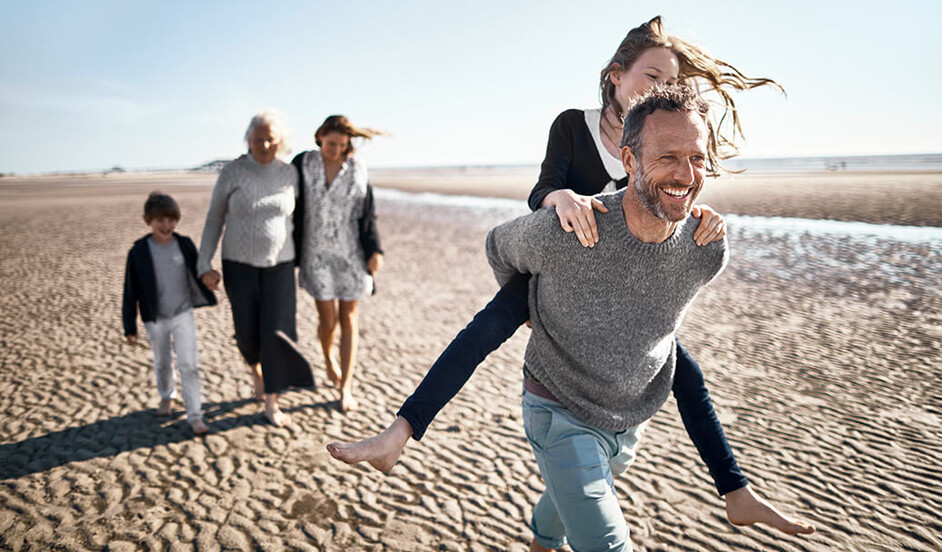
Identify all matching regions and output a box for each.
[601,16,784,172]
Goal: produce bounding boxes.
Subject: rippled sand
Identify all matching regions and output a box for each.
[0,172,939,551]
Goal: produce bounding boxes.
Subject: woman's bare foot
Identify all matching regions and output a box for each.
[339,386,358,412]
[325,356,342,387]
[326,416,413,473]
[250,364,264,402]
[156,398,173,416]
[725,485,816,535]
[189,418,210,435]
[529,539,554,551]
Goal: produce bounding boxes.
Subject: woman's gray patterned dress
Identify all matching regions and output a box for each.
[297,151,373,301]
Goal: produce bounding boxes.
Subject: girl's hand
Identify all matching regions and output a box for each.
[367,253,384,275]
[690,204,726,246]
[544,189,609,248]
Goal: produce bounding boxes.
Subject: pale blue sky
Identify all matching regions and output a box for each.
[2,0,940,174]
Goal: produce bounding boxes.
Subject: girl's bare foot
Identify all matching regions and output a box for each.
[339,387,358,412]
[725,485,816,535]
[189,418,210,435]
[327,416,413,473]
[156,399,173,416]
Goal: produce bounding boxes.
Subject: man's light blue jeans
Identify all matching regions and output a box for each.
[522,390,646,552]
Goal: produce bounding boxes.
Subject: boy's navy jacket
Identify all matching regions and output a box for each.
[122,233,217,336]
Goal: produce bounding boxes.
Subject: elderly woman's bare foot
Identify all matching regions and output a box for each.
[725,485,816,535]
[326,416,413,473]
[263,395,294,428]
[264,407,293,427]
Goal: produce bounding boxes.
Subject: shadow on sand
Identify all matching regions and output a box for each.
[0,394,334,480]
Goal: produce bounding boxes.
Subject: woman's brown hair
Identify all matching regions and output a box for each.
[314,115,388,159]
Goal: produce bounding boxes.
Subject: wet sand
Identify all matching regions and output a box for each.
[0,171,940,551]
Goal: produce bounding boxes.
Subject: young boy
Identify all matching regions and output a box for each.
[122,192,217,435]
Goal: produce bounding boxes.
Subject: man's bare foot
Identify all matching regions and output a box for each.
[250,364,264,402]
[529,539,554,551]
[156,399,173,416]
[326,416,413,473]
[339,387,358,412]
[190,418,210,435]
[725,485,816,535]
[325,356,342,387]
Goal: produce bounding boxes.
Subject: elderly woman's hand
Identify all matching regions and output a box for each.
[200,270,221,291]
[367,253,384,275]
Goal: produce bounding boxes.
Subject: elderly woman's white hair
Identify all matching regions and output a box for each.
[244,108,292,160]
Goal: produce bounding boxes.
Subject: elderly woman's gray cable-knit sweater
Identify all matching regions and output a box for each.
[197,154,298,275]
[486,189,728,431]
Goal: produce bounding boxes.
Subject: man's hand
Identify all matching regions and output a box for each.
[200,269,221,291]
[544,189,609,248]
[691,204,727,246]
[367,252,384,275]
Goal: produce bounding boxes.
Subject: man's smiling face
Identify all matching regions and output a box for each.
[631,109,708,222]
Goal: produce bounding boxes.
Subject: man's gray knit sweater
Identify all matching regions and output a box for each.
[486,189,728,431]
[197,154,297,275]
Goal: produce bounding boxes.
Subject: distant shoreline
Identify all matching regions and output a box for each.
[4,151,942,179]
[1,168,940,227]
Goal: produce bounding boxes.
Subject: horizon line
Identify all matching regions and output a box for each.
[3,151,942,177]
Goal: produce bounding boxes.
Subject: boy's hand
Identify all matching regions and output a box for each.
[126,335,138,345]
[201,270,221,291]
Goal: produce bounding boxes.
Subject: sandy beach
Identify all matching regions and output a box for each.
[0,170,940,551]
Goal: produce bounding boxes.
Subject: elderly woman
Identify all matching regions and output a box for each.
[198,109,313,427]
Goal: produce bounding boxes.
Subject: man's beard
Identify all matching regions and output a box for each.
[632,164,670,221]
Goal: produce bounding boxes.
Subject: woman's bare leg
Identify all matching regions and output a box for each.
[327,415,413,472]
[338,300,359,412]
[315,299,342,386]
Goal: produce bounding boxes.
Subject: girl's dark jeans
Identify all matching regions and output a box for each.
[397,272,748,496]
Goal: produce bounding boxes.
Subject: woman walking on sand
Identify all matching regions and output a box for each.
[292,115,385,412]
[198,109,313,427]
[329,15,814,548]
